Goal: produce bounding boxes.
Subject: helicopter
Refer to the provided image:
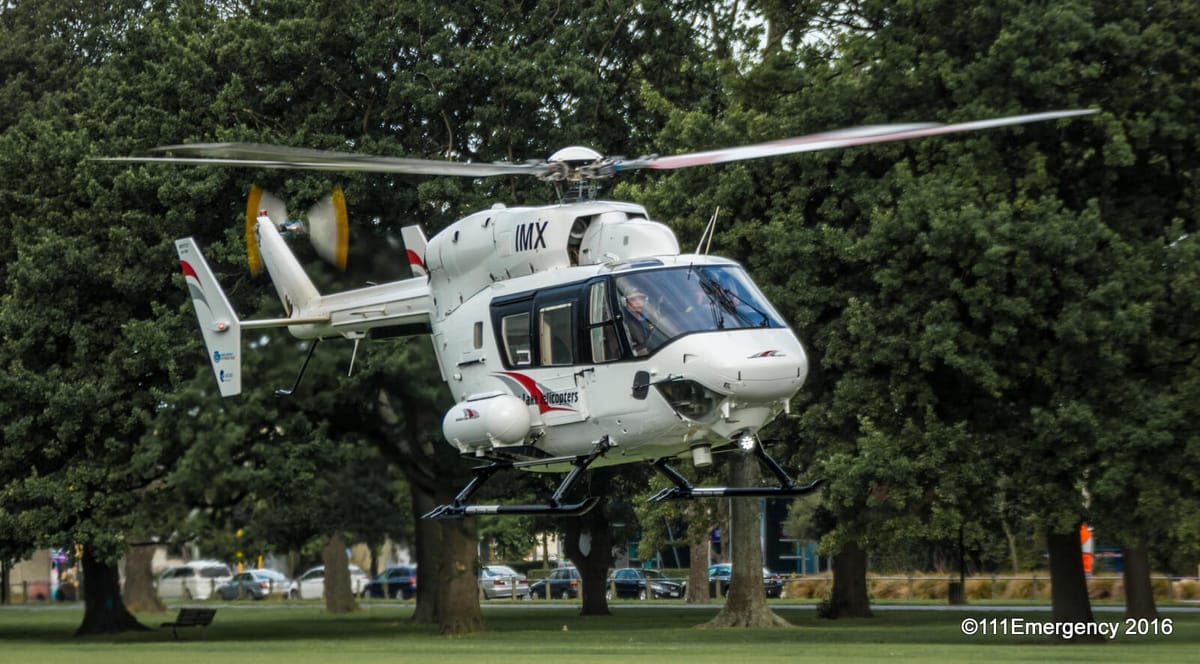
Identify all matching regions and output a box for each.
[113,109,1093,518]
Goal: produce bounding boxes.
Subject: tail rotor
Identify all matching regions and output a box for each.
[244,184,349,275]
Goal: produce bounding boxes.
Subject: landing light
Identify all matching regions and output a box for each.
[738,434,757,452]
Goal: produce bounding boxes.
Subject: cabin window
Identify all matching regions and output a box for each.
[587,282,621,363]
[473,321,483,349]
[538,303,574,366]
[501,312,532,366]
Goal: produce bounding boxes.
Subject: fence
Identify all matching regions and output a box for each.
[7,574,1199,603]
[783,575,1200,602]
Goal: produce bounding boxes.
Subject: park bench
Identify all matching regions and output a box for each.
[160,607,216,640]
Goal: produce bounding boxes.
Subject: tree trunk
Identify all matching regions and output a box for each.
[322,532,358,613]
[1122,544,1157,619]
[410,484,440,624]
[121,543,164,613]
[75,549,149,636]
[1001,515,1021,573]
[564,498,614,616]
[686,520,711,603]
[1046,528,1100,641]
[433,517,484,635]
[703,454,791,628]
[408,478,484,633]
[821,539,872,619]
[375,386,484,633]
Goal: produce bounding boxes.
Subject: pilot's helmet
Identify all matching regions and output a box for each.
[624,287,647,302]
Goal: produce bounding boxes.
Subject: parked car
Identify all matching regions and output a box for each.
[360,565,418,599]
[157,560,234,601]
[479,565,529,599]
[528,566,581,600]
[707,563,784,598]
[606,567,684,600]
[288,564,368,599]
[214,569,290,600]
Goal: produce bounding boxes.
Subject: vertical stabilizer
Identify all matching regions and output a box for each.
[176,238,242,396]
[401,225,429,277]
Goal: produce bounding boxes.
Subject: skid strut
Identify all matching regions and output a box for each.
[647,439,823,503]
[422,437,613,519]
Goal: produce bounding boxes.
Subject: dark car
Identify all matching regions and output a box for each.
[528,566,581,600]
[707,563,784,598]
[606,567,684,600]
[360,565,418,599]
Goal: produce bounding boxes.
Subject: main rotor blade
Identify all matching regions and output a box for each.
[613,109,1095,173]
[103,143,546,178]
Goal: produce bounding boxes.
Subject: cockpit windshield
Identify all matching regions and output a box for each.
[612,265,785,356]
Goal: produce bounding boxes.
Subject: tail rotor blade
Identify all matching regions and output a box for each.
[307,186,349,271]
[244,185,289,276]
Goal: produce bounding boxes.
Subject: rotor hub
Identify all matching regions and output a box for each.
[543,145,615,182]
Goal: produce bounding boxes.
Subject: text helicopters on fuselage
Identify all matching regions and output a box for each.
[114,109,1093,518]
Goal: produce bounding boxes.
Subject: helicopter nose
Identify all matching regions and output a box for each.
[721,345,808,401]
[673,330,808,403]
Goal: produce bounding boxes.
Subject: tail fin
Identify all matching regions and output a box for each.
[255,215,321,314]
[401,225,428,277]
[176,238,242,397]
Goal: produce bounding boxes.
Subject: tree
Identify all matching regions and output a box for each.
[0,0,240,633]
[0,0,716,636]
[564,498,618,616]
[623,1,1200,632]
[122,541,166,613]
[378,391,484,633]
[634,467,721,604]
[702,455,791,628]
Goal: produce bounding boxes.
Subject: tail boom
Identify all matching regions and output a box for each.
[177,227,433,397]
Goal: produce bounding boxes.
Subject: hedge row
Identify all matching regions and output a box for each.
[783,575,1200,601]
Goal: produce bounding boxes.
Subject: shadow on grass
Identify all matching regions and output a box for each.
[2,604,1197,652]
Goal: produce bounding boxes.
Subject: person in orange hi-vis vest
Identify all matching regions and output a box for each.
[1080,524,1095,575]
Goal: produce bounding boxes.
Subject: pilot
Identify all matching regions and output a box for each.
[622,287,653,356]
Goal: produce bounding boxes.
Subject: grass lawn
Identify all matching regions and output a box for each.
[1,603,1196,663]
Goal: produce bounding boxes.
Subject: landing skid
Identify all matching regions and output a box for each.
[422,437,613,519]
[648,440,824,503]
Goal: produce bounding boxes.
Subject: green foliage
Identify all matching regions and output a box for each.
[2,0,1199,600]
[628,0,1200,577]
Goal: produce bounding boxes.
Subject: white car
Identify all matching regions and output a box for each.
[288,564,368,599]
[479,564,529,599]
[157,560,234,601]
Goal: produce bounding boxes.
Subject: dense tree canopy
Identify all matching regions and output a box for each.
[2,0,1198,635]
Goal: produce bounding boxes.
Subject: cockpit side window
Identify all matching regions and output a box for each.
[587,281,621,363]
[501,312,532,366]
[538,303,574,366]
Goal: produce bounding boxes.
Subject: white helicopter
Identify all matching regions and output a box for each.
[113,109,1092,518]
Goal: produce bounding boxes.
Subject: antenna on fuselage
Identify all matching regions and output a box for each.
[695,206,721,255]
